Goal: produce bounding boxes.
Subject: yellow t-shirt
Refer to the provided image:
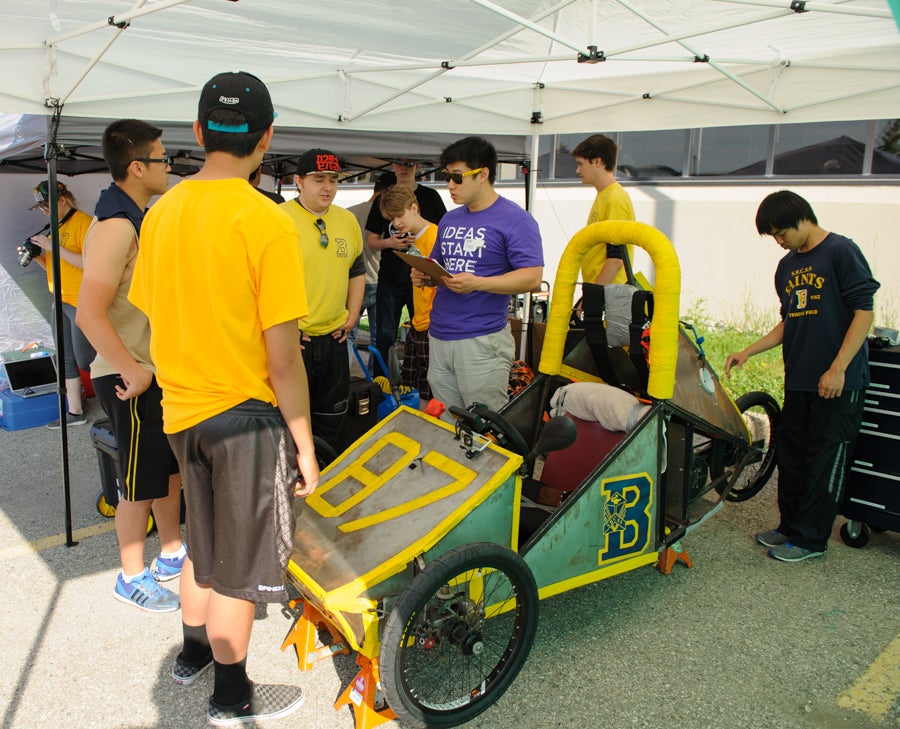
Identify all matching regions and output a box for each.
[410,224,438,332]
[279,200,364,336]
[129,178,308,434]
[47,208,91,307]
[581,182,635,285]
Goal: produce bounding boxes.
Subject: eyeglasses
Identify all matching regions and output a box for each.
[440,167,483,185]
[134,156,172,166]
[315,218,328,248]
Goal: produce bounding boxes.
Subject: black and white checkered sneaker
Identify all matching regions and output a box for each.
[207,683,305,726]
[172,652,213,686]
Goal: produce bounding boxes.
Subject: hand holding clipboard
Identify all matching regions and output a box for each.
[396,250,454,287]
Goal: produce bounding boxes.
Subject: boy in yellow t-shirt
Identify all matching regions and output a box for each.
[378,185,438,404]
[280,148,365,450]
[571,134,635,285]
[129,72,317,726]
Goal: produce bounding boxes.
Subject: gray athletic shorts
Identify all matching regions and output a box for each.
[168,399,298,603]
[428,324,514,415]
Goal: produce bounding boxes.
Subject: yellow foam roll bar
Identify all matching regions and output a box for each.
[538,221,681,400]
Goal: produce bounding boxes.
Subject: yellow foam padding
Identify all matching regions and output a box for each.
[538,221,681,400]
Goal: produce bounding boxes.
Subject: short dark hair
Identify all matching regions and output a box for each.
[755,190,818,235]
[102,119,163,182]
[203,110,267,157]
[373,170,397,193]
[571,134,618,171]
[379,185,417,220]
[440,136,497,184]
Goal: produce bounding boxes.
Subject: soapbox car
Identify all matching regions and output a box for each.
[281,221,779,729]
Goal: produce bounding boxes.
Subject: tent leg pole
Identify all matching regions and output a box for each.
[517,131,542,362]
[46,109,78,548]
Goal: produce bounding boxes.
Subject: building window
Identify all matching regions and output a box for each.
[874,119,900,174]
[531,120,900,182]
[693,125,771,176]
[770,120,870,175]
[618,129,687,178]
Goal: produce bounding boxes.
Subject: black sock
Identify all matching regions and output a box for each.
[212,658,251,706]
[179,623,211,665]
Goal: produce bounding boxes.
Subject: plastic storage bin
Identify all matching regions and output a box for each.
[0,389,59,430]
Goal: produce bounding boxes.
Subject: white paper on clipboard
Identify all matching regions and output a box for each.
[395,251,454,287]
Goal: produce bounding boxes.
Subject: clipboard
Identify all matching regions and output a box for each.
[395,251,454,286]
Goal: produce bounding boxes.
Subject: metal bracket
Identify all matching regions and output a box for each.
[693,54,710,63]
[107,16,130,29]
[530,111,543,124]
[459,430,492,459]
[577,45,605,64]
[790,1,807,12]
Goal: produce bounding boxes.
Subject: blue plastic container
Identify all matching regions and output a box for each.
[0,389,59,430]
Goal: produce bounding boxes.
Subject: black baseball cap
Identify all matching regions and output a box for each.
[296,148,342,176]
[198,71,276,133]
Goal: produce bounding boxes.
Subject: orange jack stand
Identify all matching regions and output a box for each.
[335,654,398,729]
[280,600,350,672]
[657,541,693,574]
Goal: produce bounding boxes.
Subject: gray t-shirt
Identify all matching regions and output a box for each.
[347,199,380,286]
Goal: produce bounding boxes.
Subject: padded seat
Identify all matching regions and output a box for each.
[540,414,625,493]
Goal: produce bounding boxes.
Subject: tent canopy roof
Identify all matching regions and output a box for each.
[1,0,898,141]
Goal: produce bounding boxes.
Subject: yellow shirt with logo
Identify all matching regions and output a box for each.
[47,208,91,307]
[279,199,364,336]
[581,181,635,285]
[129,178,308,434]
[410,224,438,332]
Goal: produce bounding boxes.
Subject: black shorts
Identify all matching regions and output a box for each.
[92,373,178,502]
[167,399,298,603]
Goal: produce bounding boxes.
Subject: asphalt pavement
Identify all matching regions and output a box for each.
[1,395,898,729]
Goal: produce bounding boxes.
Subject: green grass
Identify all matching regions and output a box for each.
[681,300,784,405]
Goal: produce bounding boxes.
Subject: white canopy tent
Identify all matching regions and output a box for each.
[1,0,899,137]
[1,0,898,540]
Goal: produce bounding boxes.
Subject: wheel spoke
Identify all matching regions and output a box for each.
[381,543,539,726]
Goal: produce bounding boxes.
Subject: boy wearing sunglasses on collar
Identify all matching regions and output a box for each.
[280,148,365,451]
[411,136,544,416]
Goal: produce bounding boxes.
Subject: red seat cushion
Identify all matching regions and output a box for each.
[540,414,625,492]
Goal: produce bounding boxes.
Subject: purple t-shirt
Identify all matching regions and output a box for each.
[430,196,543,341]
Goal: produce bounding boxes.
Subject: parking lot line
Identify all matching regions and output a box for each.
[0,520,117,562]
[836,633,900,721]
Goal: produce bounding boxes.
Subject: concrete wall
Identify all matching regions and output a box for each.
[526,182,899,329]
[334,181,899,330]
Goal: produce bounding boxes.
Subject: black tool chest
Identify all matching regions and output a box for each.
[843,344,900,537]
